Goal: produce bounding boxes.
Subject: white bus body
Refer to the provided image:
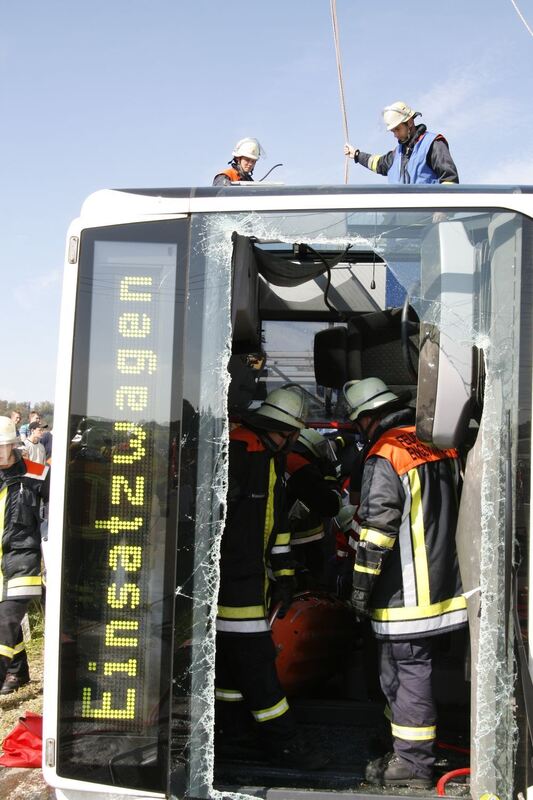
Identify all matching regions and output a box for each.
[43,185,533,800]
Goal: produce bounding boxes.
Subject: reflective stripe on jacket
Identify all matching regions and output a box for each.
[216,425,292,634]
[354,423,467,639]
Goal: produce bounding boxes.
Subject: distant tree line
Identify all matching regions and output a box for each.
[0,400,54,426]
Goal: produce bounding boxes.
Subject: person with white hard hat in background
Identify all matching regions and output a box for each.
[213,137,265,185]
[343,377,467,789]
[0,416,48,694]
[344,101,459,184]
[215,387,329,769]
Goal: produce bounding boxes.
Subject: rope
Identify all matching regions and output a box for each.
[509,0,533,38]
[330,0,350,183]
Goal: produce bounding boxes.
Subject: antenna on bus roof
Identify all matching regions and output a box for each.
[258,163,283,182]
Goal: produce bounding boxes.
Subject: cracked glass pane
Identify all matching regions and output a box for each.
[55,204,532,800]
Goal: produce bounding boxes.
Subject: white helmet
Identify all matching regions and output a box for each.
[382,101,418,131]
[252,387,306,431]
[0,416,18,445]
[232,137,265,161]
[343,377,399,422]
[333,504,357,533]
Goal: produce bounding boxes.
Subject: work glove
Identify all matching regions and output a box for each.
[270,575,296,619]
[350,587,371,619]
[344,143,360,162]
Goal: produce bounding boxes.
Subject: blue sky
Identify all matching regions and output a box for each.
[2,0,532,402]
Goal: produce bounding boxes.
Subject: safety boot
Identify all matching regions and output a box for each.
[0,673,30,695]
[365,752,433,789]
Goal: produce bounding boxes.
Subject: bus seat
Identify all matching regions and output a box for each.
[313,309,416,392]
[313,326,350,388]
[349,309,417,387]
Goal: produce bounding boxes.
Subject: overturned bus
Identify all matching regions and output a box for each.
[43,184,533,799]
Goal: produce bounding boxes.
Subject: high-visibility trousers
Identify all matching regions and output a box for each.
[215,630,296,743]
[0,599,30,687]
[378,638,436,777]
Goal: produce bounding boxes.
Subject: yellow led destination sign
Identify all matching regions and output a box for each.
[76,243,177,731]
[81,274,155,723]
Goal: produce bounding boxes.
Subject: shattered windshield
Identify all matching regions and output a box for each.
[57,206,531,800]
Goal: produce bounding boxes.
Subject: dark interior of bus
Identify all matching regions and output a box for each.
[201,231,476,798]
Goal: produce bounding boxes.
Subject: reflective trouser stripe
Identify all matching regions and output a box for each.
[216,619,270,633]
[252,696,290,723]
[0,644,15,659]
[7,585,42,598]
[271,545,291,555]
[215,688,244,702]
[8,576,42,588]
[217,605,265,619]
[391,722,436,741]
[274,532,291,546]
[13,640,26,655]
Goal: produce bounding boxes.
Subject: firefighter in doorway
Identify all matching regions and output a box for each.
[0,416,46,692]
[285,427,342,589]
[344,101,459,184]
[343,378,467,789]
[213,137,265,185]
[215,388,329,769]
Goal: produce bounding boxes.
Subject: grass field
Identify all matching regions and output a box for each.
[0,603,45,747]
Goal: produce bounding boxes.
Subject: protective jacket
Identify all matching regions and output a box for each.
[216,425,294,635]
[353,409,467,640]
[355,124,459,184]
[0,454,45,602]
[213,164,254,186]
[285,449,341,545]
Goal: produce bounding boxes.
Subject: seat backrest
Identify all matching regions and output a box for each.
[351,309,416,387]
[313,309,416,391]
[313,326,349,388]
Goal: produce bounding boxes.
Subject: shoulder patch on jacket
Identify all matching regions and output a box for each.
[367,426,457,475]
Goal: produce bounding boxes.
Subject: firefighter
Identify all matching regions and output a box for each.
[216,388,329,769]
[285,428,342,589]
[343,378,467,789]
[213,137,264,186]
[0,416,45,691]
[344,101,459,184]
